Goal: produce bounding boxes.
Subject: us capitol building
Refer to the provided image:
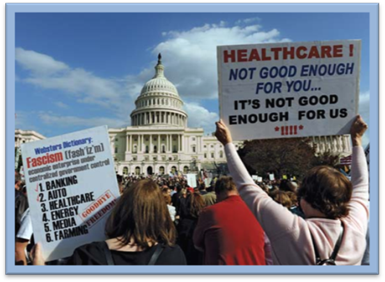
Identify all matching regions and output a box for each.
[108,54,239,176]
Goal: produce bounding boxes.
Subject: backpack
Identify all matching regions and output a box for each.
[311,222,344,265]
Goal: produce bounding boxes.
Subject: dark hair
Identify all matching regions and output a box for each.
[15,172,21,185]
[279,180,297,192]
[198,183,206,191]
[214,176,237,195]
[162,187,169,195]
[105,179,176,248]
[116,174,123,184]
[297,166,352,219]
[268,186,279,197]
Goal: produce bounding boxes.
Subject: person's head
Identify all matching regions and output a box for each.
[198,183,206,191]
[175,183,182,193]
[187,191,205,218]
[163,193,172,205]
[105,179,176,248]
[214,176,239,202]
[271,190,292,209]
[180,188,187,198]
[279,179,297,192]
[15,172,22,190]
[268,186,279,197]
[297,166,352,219]
[162,187,170,195]
[286,191,298,206]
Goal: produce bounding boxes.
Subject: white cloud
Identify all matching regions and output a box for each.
[236,17,261,25]
[184,102,219,134]
[16,48,124,108]
[38,112,128,129]
[54,101,69,109]
[16,48,69,75]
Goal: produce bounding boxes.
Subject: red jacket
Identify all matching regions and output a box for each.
[193,195,266,265]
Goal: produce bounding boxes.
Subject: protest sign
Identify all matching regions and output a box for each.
[217,40,361,140]
[269,173,275,181]
[204,178,212,187]
[186,174,197,188]
[21,126,120,261]
[257,177,263,183]
[252,175,258,180]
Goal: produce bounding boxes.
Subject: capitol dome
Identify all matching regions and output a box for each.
[130,54,188,127]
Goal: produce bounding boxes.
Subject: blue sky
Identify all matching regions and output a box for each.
[15,12,370,144]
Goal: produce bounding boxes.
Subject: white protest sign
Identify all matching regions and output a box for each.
[257,177,263,183]
[269,174,275,181]
[21,126,120,261]
[204,178,212,187]
[217,40,361,140]
[186,174,197,188]
[252,175,258,180]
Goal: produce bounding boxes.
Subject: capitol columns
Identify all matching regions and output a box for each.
[126,133,129,153]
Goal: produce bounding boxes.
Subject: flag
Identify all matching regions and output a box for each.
[340,155,352,165]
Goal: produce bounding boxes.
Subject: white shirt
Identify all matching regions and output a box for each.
[167,205,176,221]
[17,208,33,241]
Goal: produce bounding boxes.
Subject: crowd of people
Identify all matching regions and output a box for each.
[15,115,369,266]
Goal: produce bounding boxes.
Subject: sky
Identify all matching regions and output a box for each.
[15,12,370,145]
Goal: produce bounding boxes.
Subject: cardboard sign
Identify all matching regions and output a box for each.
[217,40,361,140]
[21,126,120,261]
[186,174,197,188]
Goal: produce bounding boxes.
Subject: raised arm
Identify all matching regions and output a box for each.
[215,120,255,187]
[348,115,369,228]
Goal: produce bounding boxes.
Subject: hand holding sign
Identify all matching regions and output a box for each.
[350,115,368,147]
[215,120,233,146]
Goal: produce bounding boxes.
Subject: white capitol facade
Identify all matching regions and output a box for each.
[108,55,240,176]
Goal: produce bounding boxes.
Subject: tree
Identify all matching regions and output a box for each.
[311,151,341,169]
[237,138,317,179]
